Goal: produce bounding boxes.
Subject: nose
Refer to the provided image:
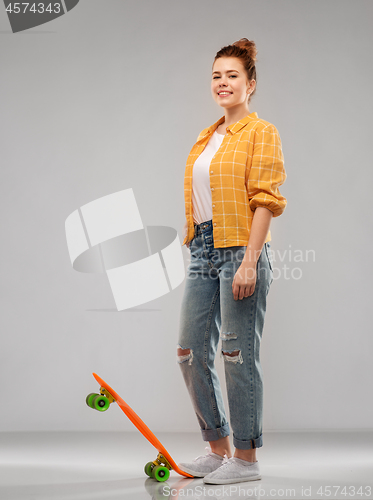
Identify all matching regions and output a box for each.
[218,76,228,86]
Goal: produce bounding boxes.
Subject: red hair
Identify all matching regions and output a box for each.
[213,38,257,103]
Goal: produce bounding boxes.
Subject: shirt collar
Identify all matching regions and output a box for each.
[196,111,259,143]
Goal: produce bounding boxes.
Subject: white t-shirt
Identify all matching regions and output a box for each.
[192,130,225,224]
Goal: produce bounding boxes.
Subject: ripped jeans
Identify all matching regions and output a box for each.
[177,219,274,450]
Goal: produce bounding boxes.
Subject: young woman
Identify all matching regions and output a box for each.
[177,39,287,485]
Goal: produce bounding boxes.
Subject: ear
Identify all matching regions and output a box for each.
[249,79,256,92]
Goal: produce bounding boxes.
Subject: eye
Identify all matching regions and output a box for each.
[229,75,237,78]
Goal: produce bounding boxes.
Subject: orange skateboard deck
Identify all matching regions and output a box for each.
[86,372,193,482]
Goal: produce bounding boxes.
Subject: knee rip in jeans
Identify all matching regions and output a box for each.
[220,331,238,341]
[221,349,243,364]
[177,345,193,365]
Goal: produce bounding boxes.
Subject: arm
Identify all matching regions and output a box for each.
[232,123,287,300]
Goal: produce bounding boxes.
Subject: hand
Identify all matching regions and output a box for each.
[232,262,257,300]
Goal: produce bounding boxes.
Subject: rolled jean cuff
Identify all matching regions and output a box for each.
[233,434,263,450]
[201,423,230,442]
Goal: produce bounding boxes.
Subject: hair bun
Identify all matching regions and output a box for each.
[233,38,257,63]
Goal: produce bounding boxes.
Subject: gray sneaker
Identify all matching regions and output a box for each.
[203,457,261,484]
[178,450,225,477]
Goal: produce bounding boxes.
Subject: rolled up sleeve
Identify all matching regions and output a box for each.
[246,124,287,217]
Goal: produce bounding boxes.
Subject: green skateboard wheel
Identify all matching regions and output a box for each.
[86,393,98,408]
[153,465,170,482]
[92,395,110,411]
[144,461,154,477]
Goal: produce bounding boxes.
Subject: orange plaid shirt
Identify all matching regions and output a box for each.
[183,111,287,248]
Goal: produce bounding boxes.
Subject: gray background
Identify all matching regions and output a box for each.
[1,0,372,433]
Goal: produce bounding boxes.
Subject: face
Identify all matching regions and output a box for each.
[211,57,255,110]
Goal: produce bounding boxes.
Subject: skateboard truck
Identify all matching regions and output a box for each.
[85,386,116,412]
[99,387,116,404]
[145,453,172,482]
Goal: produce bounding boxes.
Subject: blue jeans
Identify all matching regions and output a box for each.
[177,219,274,450]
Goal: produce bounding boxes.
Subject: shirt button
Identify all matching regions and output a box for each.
[214,223,217,226]
[211,188,214,191]
[212,204,215,208]
[210,170,213,174]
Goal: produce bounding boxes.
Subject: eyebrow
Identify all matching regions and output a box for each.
[212,70,239,75]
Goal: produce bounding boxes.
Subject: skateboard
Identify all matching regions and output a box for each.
[86,372,194,482]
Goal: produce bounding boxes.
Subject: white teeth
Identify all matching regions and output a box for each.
[219,92,231,95]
